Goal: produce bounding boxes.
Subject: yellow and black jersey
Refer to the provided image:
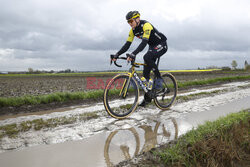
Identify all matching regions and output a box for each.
[127,20,167,46]
[116,20,167,56]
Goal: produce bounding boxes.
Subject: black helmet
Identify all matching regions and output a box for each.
[126,11,140,20]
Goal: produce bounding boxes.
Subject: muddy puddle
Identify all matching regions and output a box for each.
[0,95,249,167]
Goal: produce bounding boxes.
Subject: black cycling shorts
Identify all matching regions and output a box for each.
[143,41,168,79]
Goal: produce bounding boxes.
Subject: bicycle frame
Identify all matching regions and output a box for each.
[112,55,163,98]
[119,62,149,99]
[132,71,148,93]
[105,55,178,119]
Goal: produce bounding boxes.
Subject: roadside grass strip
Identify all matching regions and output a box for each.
[0,75,249,108]
[141,110,250,167]
[0,112,99,139]
[0,90,104,107]
[175,90,221,102]
[177,75,250,88]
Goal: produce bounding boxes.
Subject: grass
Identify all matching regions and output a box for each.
[132,110,250,167]
[0,90,104,107]
[0,75,249,108]
[0,112,99,139]
[120,104,133,110]
[177,75,250,88]
[176,90,221,102]
[0,124,19,138]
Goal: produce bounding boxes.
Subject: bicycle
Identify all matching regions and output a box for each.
[103,54,178,119]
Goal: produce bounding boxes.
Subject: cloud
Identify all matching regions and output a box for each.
[0,0,249,71]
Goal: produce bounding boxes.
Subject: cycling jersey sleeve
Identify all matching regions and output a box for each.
[131,23,153,56]
[116,41,132,56]
[127,29,135,42]
[142,22,153,40]
[132,38,147,56]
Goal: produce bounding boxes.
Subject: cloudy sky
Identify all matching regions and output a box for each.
[0,0,250,71]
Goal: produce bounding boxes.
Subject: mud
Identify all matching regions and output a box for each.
[0,95,249,167]
[0,79,250,167]
[0,82,249,149]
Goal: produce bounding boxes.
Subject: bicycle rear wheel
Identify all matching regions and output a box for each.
[154,73,177,110]
[103,74,139,119]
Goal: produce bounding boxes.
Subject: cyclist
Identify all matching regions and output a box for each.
[111,11,168,106]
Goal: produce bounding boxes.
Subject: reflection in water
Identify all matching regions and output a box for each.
[104,127,140,167]
[139,122,160,153]
[104,118,178,167]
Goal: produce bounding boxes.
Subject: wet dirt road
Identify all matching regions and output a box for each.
[0,96,249,167]
[0,81,250,167]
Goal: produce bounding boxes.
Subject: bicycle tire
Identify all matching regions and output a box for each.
[103,74,139,119]
[154,73,177,110]
[104,128,140,166]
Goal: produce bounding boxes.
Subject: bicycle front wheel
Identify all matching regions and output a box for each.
[103,74,139,119]
[154,73,177,110]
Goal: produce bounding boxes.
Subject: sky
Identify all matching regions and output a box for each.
[0,0,250,71]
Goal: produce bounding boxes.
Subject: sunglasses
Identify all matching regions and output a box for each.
[127,19,134,24]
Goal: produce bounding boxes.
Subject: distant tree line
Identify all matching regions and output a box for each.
[197,60,250,71]
[25,68,76,74]
[27,68,55,74]
[2,60,250,75]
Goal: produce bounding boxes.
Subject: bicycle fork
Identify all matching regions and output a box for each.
[119,75,132,98]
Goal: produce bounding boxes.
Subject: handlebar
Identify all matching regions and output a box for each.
[110,54,139,68]
[114,57,127,67]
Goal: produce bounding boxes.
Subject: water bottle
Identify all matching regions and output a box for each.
[148,79,153,90]
[141,77,148,87]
